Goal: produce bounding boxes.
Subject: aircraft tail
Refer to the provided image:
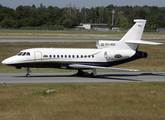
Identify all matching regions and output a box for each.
[96,19,162,50]
[119,19,162,50]
[120,19,146,42]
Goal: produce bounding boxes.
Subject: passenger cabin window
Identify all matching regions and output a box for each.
[43,55,48,58]
[43,54,95,59]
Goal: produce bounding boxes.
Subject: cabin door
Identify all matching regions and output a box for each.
[34,51,42,66]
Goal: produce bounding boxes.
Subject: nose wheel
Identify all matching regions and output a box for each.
[26,67,31,78]
[26,73,31,78]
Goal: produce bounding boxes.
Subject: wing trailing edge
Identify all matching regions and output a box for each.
[69,64,139,71]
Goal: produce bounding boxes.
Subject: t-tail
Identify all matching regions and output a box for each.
[120,19,162,50]
[96,19,162,50]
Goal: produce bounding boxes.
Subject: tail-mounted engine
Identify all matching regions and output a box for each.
[104,50,135,61]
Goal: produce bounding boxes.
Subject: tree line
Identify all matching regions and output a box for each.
[0,3,165,30]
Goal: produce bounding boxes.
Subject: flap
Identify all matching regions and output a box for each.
[69,64,139,71]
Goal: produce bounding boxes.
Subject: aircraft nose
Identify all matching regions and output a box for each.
[2,56,17,65]
[2,59,9,65]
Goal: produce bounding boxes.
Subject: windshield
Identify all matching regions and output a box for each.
[17,52,23,56]
[17,52,30,56]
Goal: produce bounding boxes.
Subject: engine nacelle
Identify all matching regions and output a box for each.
[104,50,135,60]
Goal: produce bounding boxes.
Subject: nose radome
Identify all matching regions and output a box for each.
[2,59,6,64]
[1,56,17,65]
[2,59,9,65]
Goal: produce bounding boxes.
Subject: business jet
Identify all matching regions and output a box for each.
[2,19,162,78]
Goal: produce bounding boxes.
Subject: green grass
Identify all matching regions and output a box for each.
[0,29,124,38]
[0,82,165,120]
[0,42,165,72]
[0,29,165,39]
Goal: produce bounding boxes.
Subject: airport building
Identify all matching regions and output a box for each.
[76,23,108,30]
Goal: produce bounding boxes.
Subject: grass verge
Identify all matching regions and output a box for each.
[0,29,165,39]
[0,82,165,120]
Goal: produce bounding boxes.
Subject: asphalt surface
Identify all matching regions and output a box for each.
[0,38,164,42]
[0,72,165,84]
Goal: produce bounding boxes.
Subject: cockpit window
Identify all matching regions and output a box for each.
[17,52,23,56]
[26,52,30,56]
[22,52,26,56]
[17,52,30,56]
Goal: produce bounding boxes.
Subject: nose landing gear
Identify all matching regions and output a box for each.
[26,67,31,78]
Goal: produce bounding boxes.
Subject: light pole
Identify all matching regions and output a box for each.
[112,10,115,27]
[85,6,87,23]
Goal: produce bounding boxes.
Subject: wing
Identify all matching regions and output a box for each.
[69,64,139,71]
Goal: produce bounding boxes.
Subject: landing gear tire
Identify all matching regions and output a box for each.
[26,67,31,78]
[78,70,84,76]
[26,74,31,78]
[90,73,96,78]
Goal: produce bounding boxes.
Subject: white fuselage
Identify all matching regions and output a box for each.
[2,46,137,69]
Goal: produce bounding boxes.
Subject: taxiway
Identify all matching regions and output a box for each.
[0,72,165,84]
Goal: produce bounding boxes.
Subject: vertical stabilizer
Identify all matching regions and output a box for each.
[120,19,146,42]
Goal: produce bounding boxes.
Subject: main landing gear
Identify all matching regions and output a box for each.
[26,67,31,78]
[78,69,84,76]
[77,69,97,78]
[90,69,97,78]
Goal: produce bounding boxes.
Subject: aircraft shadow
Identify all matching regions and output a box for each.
[95,72,165,82]
[102,72,165,77]
[14,72,165,82]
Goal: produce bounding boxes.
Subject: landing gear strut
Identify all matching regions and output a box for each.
[77,69,84,76]
[90,69,97,78]
[26,67,31,78]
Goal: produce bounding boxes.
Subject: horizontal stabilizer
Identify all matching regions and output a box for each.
[125,40,162,45]
[69,64,139,71]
